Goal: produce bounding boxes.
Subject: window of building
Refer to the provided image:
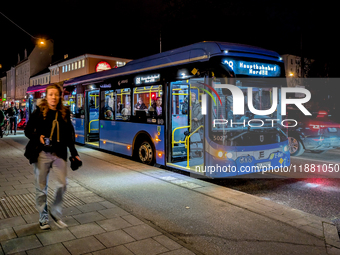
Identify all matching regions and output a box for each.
[291,59,293,64]
[75,62,78,69]
[72,63,74,70]
[62,66,65,73]
[116,61,126,67]
[78,60,81,68]
[68,64,71,71]
[82,59,85,68]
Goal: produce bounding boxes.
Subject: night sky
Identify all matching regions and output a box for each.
[0,1,338,73]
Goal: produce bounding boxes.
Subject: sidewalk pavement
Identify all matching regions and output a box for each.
[0,131,340,255]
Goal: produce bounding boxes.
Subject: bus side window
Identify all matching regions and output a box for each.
[117,88,131,121]
[133,85,163,118]
[101,90,115,121]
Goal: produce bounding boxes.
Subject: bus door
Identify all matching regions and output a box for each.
[85,89,100,146]
[168,78,205,174]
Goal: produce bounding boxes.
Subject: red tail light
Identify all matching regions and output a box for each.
[318,110,327,115]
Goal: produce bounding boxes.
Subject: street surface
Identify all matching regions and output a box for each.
[1,132,339,254]
[215,149,340,237]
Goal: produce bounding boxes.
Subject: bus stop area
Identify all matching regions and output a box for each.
[0,132,339,255]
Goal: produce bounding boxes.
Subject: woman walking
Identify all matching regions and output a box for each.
[25,84,80,229]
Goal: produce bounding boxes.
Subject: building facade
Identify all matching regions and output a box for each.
[15,59,30,103]
[1,76,7,108]
[4,40,54,108]
[6,67,16,107]
[30,69,51,87]
[49,54,131,83]
[281,54,314,87]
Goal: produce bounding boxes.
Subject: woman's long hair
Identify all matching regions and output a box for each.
[38,84,68,121]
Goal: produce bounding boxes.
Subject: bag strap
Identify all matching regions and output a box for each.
[49,112,60,142]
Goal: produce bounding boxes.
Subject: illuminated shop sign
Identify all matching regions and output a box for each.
[223,59,280,77]
[118,79,128,86]
[96,61,111,72]
[100,83,112,89]
[135,74,160,85]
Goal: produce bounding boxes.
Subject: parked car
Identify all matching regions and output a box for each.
[287,109,340,156]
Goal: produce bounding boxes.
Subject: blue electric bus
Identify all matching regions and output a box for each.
[63,41,290,178]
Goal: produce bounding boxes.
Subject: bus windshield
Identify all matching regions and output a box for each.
[210,80,287,146]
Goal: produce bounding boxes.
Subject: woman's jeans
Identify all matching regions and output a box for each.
[33,151,67,223]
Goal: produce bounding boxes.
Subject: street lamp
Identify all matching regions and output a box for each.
[37,38,46,46]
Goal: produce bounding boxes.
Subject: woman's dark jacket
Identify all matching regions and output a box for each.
[24,106,78,164]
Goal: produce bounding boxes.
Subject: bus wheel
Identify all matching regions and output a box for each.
[138,140,154,165]
[288,136,305,156]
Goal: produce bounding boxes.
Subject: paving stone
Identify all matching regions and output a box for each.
[160,248,196,255]
[76,202,106,213]
[0,181,20,187]
[22,213,39,224]
[0,216,26,230]
[73,211,106,224]
[63,236,106,255]
[153,235,182,250]
[123,224,162,240]
[68,222,106,238]
[95,230,135,247]
[98,201,118,209]
[13,183,35,190]
[26,242,71,255]
[49,215,80,228]
[5,188,30,196]
[63,206,82,216]
[13,222,47,237]
[96,217,132,231]
[36,228,76,246]
[6,177,28,182]
[0,186,15,192]
[121,215,144,226]
[98,207,130,219]
[125,238,169,255]
[1,234,42,254]
[0,228,17,242]
[92,245,134,255]
[78,195,106,203]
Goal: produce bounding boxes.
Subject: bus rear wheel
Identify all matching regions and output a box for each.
[137,140,154,165]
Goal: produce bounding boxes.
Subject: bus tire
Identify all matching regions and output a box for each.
[288,136,305,156]
[136,139,155,165]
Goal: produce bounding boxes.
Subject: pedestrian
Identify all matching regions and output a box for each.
[191,93,203,135]
[155,97,162,116]
[190,92,204,158]
[0,108,5,138]
[24,84,81,230]
[5,102,18,135]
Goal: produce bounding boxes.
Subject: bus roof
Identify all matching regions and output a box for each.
[64,41,282,86]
